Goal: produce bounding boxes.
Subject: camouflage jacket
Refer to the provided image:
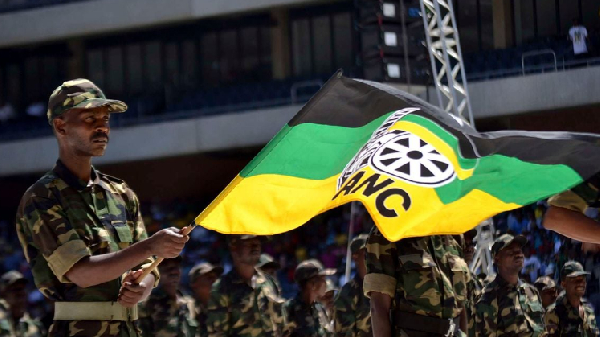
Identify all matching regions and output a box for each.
[475,275,545,337]
[547,174,600,217]
[15,160,158,337]
[283,294,333,337]
[138,289,197,337]
[544,292,599,337]
[466,273,484,337]
[333,276,372,336]
[205,268,285,337]
[195,300,208,337]
[0,300,44,337]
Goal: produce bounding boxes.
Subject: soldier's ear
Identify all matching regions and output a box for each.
[53,117,66,136]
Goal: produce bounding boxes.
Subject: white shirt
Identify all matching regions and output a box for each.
[569,26,588,54]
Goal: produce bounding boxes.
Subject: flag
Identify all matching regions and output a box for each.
[195,72,600,241]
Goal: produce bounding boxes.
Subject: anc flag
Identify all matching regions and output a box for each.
[195,72,600,241]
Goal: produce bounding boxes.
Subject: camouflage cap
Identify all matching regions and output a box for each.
[257,254,280,270]
[188,262,224,283]
[534,276,557,291]
[325,279,337,294]
[561,260,590,280]
[294,259,336,284]
[47,78,127,124]
[350,234,369,254]
[0,271,27,291]
[491,234,527,257]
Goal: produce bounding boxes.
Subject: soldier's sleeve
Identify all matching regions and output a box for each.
[18,194,91,283]
[363,227,397,299]
[544,305,559,336]
[333,284,356,336]
[127,189,160,286]
[474,295,497,337]
[206,280,229,337]
[547,177,599,214]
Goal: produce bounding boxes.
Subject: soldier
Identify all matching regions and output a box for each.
[545,261,599,336]
[257,253,283,296]
[139,256,197,337]
[543,173,600,243]
[283,259,335,337]
[0,271,44,337]
[334,234,372,336]
[206,235,285,336]
[15,79,188,336]
[534,276,559,310]
[365,227,469,337]
[463,229,483,337]
[188,262,223,337]
[475,234,545,336]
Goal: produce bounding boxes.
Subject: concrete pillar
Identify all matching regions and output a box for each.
[67,39,85,79]
[271,8,291,79]
[492,0,514,49]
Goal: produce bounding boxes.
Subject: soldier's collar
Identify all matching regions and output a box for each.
[54,159,100,191]
[230,267,262,286]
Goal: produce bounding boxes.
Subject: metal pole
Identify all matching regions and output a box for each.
[399,0,412,93]
[420,0,445,109]
[344,202,356,285]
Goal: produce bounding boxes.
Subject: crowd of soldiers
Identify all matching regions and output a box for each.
[5,78,600,337]
[2,228,600,337]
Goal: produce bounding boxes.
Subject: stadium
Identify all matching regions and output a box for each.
[0,0,600,336]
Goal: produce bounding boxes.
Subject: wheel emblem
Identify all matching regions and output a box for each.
[371,132,456,187]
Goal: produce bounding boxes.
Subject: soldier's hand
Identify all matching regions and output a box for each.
[148,227,189,258]
[118,270,150,308]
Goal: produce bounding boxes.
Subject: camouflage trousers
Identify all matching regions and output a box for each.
[48,320,142,337]
[396,328,466,337]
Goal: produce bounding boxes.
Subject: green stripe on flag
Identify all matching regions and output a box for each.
[241,113,394,179]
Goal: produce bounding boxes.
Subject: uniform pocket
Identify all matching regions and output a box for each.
[398,254,437,302]
[113,221,133,243]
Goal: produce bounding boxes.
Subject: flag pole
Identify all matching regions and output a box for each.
[135,226,193,283]
[344,202,356,285]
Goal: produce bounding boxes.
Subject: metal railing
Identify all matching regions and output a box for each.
[522,49,557,75]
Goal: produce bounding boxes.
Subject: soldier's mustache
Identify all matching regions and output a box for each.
[92,133,109,143]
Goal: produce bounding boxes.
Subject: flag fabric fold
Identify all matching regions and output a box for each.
[195,72,600,241]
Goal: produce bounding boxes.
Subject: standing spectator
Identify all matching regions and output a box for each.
[569,19,589,59]
[0,271,44,336]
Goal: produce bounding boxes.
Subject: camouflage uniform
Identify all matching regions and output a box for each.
[466,273,484,337]
[195,301,208,337]
[474,234,545,337]
[333,234,372,337]
[15,159,158,337]
[205,268,285,336]
[138,288,197,337]
[257,254,283,297]
[333,275,371,337]
[363,227,469,336]
[283,259,335,337]
[544,261,599,337]
[0,300,44,337]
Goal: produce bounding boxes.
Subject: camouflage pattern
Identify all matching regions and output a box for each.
[333,275,372,336]
[491,234,527,258]
[349,235,368,254]
[544,292,599,336]
[283,295,333,337]
[0,300,44,337]
[534,276,557,292]
[466,273,484,337]
[195,300,208,337]
[205,268,285,336]
[15,160,158,337]
[363,227,469,336]
[188,263,224,284]
[475,275,546,336]
[561,261,590,279]
[138,289,197,337]
[294,260,336,283]
[547,173,600,217]
[47,78,127,124]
